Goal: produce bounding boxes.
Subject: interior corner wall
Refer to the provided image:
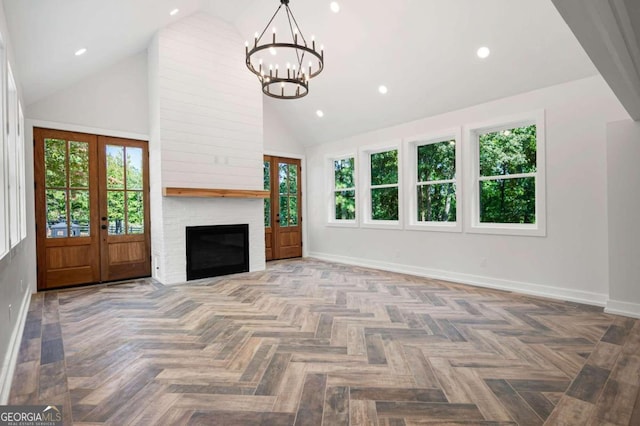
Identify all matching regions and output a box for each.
[606,119,640,318]
[148,33,165,283]
[26,52,149,136]
[150,12,265,284]
[0,5,35,404]
[306,75,629,306]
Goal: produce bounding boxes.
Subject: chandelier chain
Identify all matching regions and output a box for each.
[284,6,304,78]
[257,4,283,42]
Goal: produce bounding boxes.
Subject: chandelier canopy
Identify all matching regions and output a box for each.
[245,0,324,100]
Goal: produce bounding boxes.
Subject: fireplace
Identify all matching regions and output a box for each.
[185,224,249,280]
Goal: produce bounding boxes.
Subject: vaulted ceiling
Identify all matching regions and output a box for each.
[3,0,599,145]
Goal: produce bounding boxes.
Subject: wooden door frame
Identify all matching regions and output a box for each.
[34,128,101,290]
[34,127,151,290]
[263,152,307,260]
[97,136,151,282]
[264,155,274,261]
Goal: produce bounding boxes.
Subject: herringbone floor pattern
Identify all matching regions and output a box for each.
[9,259,640,425]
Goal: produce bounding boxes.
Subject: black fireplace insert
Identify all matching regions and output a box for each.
[185,224,249,280]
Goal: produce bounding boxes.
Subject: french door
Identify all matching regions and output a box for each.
[264,156,302,261]
[34,128,151,290]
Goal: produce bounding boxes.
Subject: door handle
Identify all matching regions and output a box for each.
[101,225,107,230]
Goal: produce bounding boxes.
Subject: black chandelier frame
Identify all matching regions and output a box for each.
[245,0,324,100]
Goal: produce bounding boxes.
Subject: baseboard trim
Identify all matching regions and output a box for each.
[307,252,608,307]
[605,300,640,319]
[0,290,31,404]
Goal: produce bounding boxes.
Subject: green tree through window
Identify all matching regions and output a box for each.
[478,124,537,224]
[106,145,144,235]
[370,149,399,221]
[333,157,356,220]
[416,140,456,222]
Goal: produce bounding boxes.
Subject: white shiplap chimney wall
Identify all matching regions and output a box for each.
[149,12,265,284]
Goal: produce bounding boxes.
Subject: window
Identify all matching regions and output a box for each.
[361,144,401,227]
[406,130,462,232]
[328,155,357,225]
[467,111,546,236]
[18,103,26,239]
[0,43,5,258]
[7,65,19,247]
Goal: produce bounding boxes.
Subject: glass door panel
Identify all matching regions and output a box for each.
[44,138,91,238]
[105,145,145,235]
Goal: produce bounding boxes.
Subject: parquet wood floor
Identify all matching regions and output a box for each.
[9,259,640,425]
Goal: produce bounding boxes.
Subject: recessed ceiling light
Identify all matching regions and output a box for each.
[316,110,324,118]
[330,2,340,13]
[378,85,388,95]
[74,48,87,56]
[170,8,180,16]
[477,46,491,59]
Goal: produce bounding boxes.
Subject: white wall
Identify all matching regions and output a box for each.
[27,52,148,135]
[306,76,628,306]
[263,99,305,155]
[0,4,34,404]
[149,12,265,284]
[606,119,640,318]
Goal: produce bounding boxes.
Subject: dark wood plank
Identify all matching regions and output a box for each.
[239,344,273,382]
[375,401,483,421]
[506,379,570,393]
[518,391,555,420]
[255,353,292,396]
[350,387,447,403]
[365,334,387,365]
[315,314,334,339]
[566,364,611,403]
[485,379,543,426]
[322,386,349,426]
[294,374,327,426]
[40,338,64,365]
[601,324,631,345]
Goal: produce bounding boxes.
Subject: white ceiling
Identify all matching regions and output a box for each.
[3,0,598,145]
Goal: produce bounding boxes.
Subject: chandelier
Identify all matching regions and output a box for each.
[245,0,324,100]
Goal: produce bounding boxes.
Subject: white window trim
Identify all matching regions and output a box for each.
[360,141,403,230]
[404,128,462,233]
[7,63,19,248]
[0,40,6,260]
[327,153,359,228]
[18,102,26,240]
[464,110,546,237]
